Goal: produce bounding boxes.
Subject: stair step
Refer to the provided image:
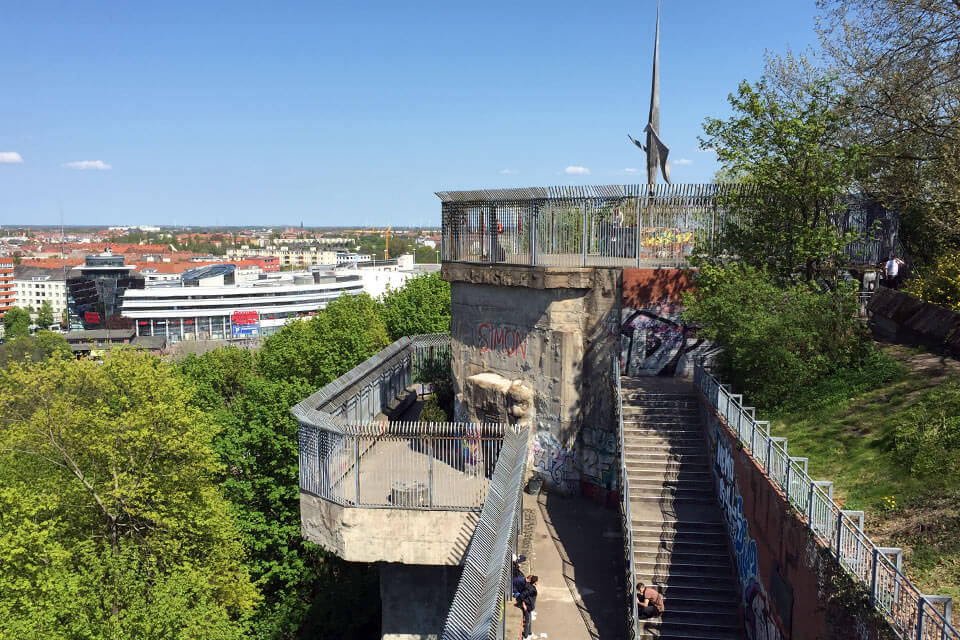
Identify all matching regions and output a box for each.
[647,583,739,601]
[635,557,733,573]
[634,570,736,588]
[640,617,740,639]
[632,519,725,533]
[624,435,705,444]
[634,549,730,567]
[627,462,711,474]
[625,453,709,464]
[630,494,716,504]
[629,480,714,492]
[625,444,705,452]
[628,474,713,486]
[631,528,727,543]
[632,537,728,552]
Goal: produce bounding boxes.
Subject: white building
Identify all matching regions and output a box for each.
[13,265,67,323]
[120,272,363,342]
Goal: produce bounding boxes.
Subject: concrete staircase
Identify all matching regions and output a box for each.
[622,382,743,640]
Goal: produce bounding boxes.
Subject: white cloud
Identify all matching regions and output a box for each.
[564,165,591,176]
[498,168,515,175]
[673,158,692,166]
[63,160,111,170]
[622,167,639,174]
[0,151,23,164]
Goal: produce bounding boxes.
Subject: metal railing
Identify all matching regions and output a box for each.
[438,184,739,268]
[694,361,958,640]
[298,420,505,510]
[294,333,507,510]
[293,333,450,426]
[438,184,901,271]
[614,357,641,639]
[441,425,529,640]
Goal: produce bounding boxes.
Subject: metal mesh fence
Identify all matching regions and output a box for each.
[440,425,528,640]
[438,184,900,270]
[695,362,958,640]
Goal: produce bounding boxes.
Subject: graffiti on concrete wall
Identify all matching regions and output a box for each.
[531,431,579,494]
[715,425,788,640]
[580,426,617,487]
[620,307,714,377]
[477,322,528,358]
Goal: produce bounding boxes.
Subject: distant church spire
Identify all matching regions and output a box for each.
[628,0,671,185]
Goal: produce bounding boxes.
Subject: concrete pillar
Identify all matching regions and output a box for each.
[379,564,461,640]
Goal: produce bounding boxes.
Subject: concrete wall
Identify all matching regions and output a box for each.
[868,286,960,357]
[699,401,897,640]
[300,493,477,565]
[380,564,461,640]
[443,263,620,495]
[620,268,716,377]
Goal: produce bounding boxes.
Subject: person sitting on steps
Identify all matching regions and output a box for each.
[636,582,665,619]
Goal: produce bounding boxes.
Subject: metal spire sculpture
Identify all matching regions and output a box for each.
[628,0,671,185]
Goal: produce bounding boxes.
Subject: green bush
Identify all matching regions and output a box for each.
[684,264,875,408]
[903,251,960,312]
[419,395,450,423]
[894,381,960,481]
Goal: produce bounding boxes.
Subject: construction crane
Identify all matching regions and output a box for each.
[343,227,392,259]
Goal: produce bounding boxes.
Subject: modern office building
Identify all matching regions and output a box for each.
[13,265,68,325]
[119,268,364,342]
[66,250,144,329]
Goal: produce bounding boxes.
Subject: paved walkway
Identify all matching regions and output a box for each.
[507,491,628,640]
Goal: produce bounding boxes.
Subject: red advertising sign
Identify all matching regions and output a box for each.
[232,310,259,324]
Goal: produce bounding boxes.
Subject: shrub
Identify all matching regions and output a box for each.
[903,252,960,312]
[683,264,875,408]
[894,381,960,481]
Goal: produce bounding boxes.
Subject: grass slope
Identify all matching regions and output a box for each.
[768,345,960,601]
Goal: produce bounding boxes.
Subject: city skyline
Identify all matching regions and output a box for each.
[1,1,818,227]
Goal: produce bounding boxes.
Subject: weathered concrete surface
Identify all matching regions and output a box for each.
[868,286,960,357]
[380,564,461,640]
[444,264,620,493]
[300,492,477,565]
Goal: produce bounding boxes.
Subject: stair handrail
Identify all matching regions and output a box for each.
[694,360,958,640]
[615,357,641,639]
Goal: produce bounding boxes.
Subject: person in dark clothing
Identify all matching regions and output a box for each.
[517,575,538,638]
[511,555,527,598]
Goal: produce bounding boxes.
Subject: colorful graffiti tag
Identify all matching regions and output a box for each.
[715,424,788,640]
[620,307,714,377]
[531,431,579,494]
[580,426,617,487]
[477,322,528,358]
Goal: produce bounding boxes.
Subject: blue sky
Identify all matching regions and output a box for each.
[0,1,819,228]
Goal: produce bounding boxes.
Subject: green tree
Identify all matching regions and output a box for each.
[36,301,55,328]
[379,272,451,341]
[815,0,960,267]
[683,264,874,408]
[0,349,258,639]
[180,346,382,639]
[698,78,862,282]
[0,330,70,367]
[258,293,390,388]
[2,307,32,339]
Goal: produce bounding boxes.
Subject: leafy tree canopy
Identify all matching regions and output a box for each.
[0,349,258,639]
[36,301,55,329]
[258,293,389,388]
[698,78,862,282]
[379,272,451,341]
[2,307,32,340]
